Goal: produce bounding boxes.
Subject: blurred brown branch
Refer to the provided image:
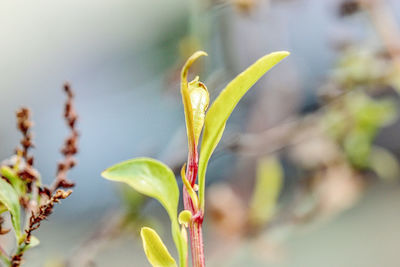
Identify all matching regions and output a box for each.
[359,0,400,69]
[50,83,79,193]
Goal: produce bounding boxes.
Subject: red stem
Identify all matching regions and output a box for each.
[189,221,204,267]
[183,146,205,267]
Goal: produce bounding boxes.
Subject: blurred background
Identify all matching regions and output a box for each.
[1,0,400,266]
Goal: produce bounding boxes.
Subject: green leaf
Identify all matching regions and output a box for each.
[344,129,371,168]
[141,227,178,267]
[249,156,283,226]
[198,51,290,209]
[102,158,178,219]
[101,158,187,267]
[0,178,22,242]
[0,166,25,196]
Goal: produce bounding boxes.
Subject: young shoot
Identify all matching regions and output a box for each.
[102,50,289,267]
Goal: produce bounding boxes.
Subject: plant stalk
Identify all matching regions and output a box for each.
[189,220,204,267]
[183,146,205,267]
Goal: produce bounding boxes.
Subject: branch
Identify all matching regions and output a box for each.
[50,83,79,193]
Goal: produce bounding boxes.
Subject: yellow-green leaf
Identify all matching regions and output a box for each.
[101,158,187,267]
[178,210,192,227]
[181,51,208,150]
[1,166,25,196]
[141,227,177,267]
[0,178,22,242]
[102,158,178,218]
[188,77,209,144]
[249,156,283,226]
[198,51,290,209]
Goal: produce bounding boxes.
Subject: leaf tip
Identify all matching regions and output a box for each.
[140,226,151,236]
[181,50,208,79]
[272,50,290,59]
[100,169,110,179]
[193,50,208,58]
[280,50,291,58]
[140,226,177,267]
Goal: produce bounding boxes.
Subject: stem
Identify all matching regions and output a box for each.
[189,221,204,267]
[0,245,10,266]
[183,146,205,267]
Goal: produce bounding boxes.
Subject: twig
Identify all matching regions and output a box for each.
[50,83,79,193]
[15,108,34,166]
[27,190,72,242]
[11,190,72,267]
[14,107,40,234]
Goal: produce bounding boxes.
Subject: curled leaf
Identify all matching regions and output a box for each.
[141,227,178,267]
[101,158,187,267]
[188,77,209,144]
[0,178,22,243]
[198,51,290,210]
[178,210,192,227]
[180,164,199,210]
[181,51,209,150]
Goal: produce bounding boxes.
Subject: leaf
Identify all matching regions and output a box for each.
[141,227,177,267]
[181,51,209,150]
[249,156,283,226]
[0,166,25,196]
[101,158,187,267]
[198,51,290,209]
[180,164,199,209]
[348,92,398,130]
[188,77,209,144]
[344,129,371,168]
[178,210,192,227]
[102,158,178,222]
[0,178,22,242]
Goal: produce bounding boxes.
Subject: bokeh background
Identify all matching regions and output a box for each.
[1,0,400,266]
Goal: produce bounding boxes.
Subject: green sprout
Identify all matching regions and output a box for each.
[102,50,289,267]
